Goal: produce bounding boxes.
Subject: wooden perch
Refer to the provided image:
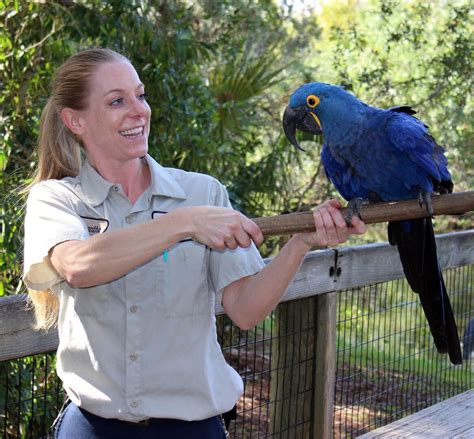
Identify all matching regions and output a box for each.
[253,191,474,237]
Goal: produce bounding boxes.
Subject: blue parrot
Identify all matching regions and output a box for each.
[282,82,462,365]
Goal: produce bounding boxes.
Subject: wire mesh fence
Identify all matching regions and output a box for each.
[1,354,63,438]
[333,264,473,437]
[1,264,472,438]
[219,296,318,438]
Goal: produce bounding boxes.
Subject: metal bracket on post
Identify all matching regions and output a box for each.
[329,249,343,281]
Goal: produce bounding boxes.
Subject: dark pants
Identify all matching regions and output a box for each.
[54,401,227,439]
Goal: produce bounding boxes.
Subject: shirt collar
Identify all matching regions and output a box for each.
[79,155,187,207]
[79,160,114,207]
[144,155,187,200]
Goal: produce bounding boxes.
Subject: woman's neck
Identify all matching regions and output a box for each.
[88,156,151,205]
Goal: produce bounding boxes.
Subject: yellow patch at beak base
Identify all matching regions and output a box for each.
[310,112,321,130]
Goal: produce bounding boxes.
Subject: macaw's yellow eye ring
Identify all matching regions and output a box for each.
[306,95,320,108]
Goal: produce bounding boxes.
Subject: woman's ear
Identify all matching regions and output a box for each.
[61,108,85,135]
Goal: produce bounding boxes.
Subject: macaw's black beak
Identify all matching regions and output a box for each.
[282,105,322,152]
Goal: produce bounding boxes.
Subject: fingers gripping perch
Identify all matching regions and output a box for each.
[301,199,367,249]
[184,206,263,250]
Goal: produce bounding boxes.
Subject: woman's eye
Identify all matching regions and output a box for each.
[110,98,124,106]
[138,93,147,101]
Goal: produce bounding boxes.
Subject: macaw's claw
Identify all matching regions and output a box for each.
[418,190,434,216]
[345,198,364,227]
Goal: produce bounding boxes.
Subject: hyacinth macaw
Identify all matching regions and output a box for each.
[282,82,462,365]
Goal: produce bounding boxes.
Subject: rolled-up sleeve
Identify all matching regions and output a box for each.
[208,180,265,304]
[23,181,89,291]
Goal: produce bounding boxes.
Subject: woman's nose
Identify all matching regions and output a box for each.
[129,98,150,118]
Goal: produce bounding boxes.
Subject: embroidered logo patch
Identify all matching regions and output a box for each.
[80,216,109,235]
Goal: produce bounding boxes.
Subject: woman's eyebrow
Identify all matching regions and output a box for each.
[103,83,145,97]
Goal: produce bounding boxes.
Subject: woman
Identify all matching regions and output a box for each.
[23,48,366,438]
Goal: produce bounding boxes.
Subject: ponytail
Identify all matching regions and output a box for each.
[28,290,60,331]
[33,97,82,184]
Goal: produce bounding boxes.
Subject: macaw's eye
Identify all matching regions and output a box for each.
[306,95,320,108]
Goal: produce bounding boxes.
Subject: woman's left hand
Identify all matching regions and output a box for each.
[297,199,367,250]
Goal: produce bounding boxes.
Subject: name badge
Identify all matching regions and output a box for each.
[80,216,109,235]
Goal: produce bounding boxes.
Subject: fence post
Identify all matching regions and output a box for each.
[269,236,315,437]
[269,296,316,437]
[312,291,337,439]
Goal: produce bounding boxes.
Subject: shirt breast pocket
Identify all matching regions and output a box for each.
[67,282,112,318]
[156,239,211,318]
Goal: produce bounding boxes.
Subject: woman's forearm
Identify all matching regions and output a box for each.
[50,205,264,288]
[50,209,191,288]
[222,235,312,329]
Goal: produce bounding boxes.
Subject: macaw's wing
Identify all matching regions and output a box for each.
[321,108,452,203]
[321,144,369,202]
[322,112,435,202]
[387,105,417,115]
[386,111,452,192]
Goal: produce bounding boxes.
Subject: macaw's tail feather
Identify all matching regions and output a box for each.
[388,218,463,365]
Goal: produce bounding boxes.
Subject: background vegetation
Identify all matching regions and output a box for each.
[0,1,472,437]
[1,0,473,297]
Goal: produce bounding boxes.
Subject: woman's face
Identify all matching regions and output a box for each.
[77,61,151,165]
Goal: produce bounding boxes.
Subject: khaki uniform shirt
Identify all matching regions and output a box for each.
[23,155,264,422]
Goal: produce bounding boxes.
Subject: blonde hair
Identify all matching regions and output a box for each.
[28,48,130,330]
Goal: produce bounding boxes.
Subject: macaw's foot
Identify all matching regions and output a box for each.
[345,198,364,227]
[418,190,433,216]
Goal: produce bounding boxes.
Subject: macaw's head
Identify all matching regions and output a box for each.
[283,82,361,151]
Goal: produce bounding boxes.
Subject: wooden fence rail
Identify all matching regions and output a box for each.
[1,230,473,438]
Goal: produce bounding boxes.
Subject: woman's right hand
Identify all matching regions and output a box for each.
[176,206,264,250]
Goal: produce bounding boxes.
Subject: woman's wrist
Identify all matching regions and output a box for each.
[163,207,195,242]
[289,233,314,256]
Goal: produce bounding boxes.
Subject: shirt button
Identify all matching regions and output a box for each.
[129,353,138,362]
[130,400,139,408]
[114,186,120,192]
[125,215,134,224]
[129,305,138,313]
